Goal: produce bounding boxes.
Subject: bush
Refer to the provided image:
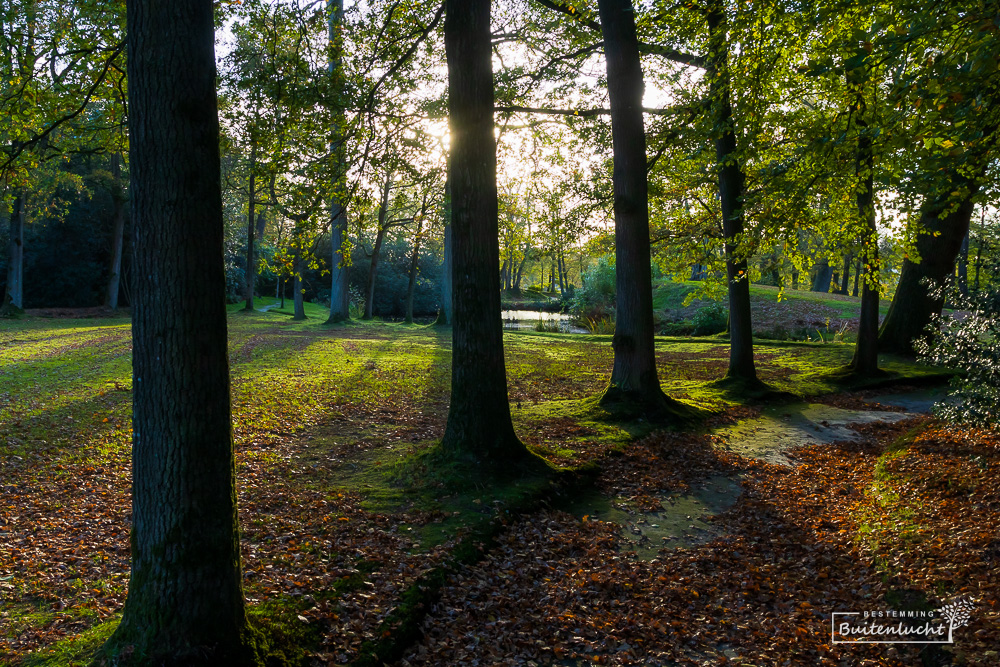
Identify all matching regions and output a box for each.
[918,277,1000,429]
[691,301,728,336]
[570,256,615,323]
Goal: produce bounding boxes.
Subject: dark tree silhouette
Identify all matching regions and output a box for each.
[597,0,688,413]
[439,0,530,467]
[101,1,257,662]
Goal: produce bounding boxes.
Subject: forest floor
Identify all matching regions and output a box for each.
[0,302,996,666]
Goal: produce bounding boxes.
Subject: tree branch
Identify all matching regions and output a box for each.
[530,0,706,68]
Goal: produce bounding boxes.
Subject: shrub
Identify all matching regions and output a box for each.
[570,255,616,323]
[918,276,1000,429]
[691,301,728,336]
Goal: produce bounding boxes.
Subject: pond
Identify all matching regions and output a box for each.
[501,309,588,333]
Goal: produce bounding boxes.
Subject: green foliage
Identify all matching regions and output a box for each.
[691,302,728,336]
[918,276,1000,429]
[570,255,615,323]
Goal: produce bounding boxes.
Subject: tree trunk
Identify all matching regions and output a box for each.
[707,4,757,382]
[437,213,454,326]
[850,117,880,376]
[105,155,127,310]
[974,211,983,291]
[5,194,24,309]
[364,175,392,320]
[440,0,528,466]
[325,0,350,324]
[957,233,969,296]
[405,216,423,324]
[839,254,851,295]
[877,181,977,354]
[243,141,257,311]
[597,0,681,412]
[513,247,528,290]
[292,250,306,320]
[811,258,832,292]
[364,226,387,320]
[103,1,256,662]
[853,258,861,296]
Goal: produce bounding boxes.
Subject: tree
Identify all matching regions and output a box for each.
[101,0,257,662]
[326,0,351,323]
[705,0,758,383]
[440,0,531,468]
[596,0,686,414]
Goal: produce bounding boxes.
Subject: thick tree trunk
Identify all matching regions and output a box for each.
[597,0,681,411]
[440,0,528,465]
[850,122,880,376]
[405,217,423,324]
[877,183,977,355]
[853,258,861,297]
[326,0,350,324]
[103,1,256,662]
[5,194,24,309]
[243,141,257,311]
[105,155,127,310]
[707,4,757,382]
[811,258,832,292]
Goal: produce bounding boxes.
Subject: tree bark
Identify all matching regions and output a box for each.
[440,0,528,466]
[405,216,423,324]
[811,258,832,292]
[325,0,350,324]
[877,182,977,355]
[839,254,851,295]
[436,181,453,325]
[597,0,682,411]
[105,155,128,310]
[243,141,257,311]
[850,118,880,376]
[707,3,757,382]
[292,250,306,320]
[364,174,392,320]
[5,194,24,309]
[103,1,256,662]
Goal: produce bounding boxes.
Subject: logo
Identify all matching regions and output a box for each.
[832,597,975,644]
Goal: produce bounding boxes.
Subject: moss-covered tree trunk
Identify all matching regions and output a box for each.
[878,183,977,355]
[850,120,880,376]
[103,1,257,663]
[596,0,686,411]
[440,0,527,466]
[707,4,757,383]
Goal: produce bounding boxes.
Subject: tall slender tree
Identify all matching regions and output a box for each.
[596,0,687,414]
[326,0,351,323]
[101,0,257,662]
[440,0,531,467]
[706,1,758,383]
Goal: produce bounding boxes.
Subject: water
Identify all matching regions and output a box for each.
[501,310,587,333]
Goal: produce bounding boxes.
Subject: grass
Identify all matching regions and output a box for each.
[0,302,948,664]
